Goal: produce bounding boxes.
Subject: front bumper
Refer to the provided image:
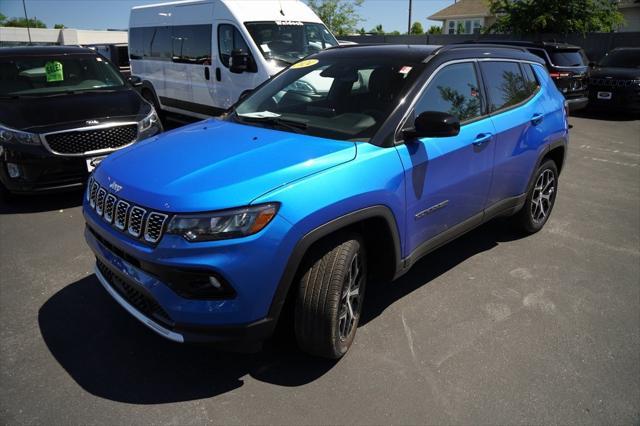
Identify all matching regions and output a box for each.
[85,225,278,343]
[588,87,640,112]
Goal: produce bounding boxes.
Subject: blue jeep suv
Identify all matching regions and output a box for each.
[83,44,568,358]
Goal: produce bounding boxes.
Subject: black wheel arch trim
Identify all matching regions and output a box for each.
[266,205,403,322]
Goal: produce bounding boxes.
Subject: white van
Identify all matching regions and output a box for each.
[129,0,339,119]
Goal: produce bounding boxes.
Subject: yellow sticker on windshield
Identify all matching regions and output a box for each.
[45,61,64,82]
[291,59,319,69]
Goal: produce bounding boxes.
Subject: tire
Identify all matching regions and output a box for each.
[294,234,367,359]
[514,159,559,233]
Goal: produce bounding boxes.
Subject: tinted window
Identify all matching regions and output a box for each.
[480,61,530,111]
[218,24,252,69]
[550,50,586,67]
[130,25,211,64]
[172,25,212,64]
[415,62,482,122]
[599,50,640,68]
[521,63,540,97]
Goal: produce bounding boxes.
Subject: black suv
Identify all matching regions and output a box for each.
[588,47,640,113]
[464,41,589,111]
[0,46,162,197]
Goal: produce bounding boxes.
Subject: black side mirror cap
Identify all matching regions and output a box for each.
[403,111,461,140]
[128,75,142,87]
[230,49,249,74]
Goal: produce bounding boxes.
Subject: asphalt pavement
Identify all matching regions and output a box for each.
[0,112,638,425]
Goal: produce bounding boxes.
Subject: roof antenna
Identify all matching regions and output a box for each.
[279,0,285,16]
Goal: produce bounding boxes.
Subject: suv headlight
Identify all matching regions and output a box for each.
[167,203,279,242]
[0,124,41,145]
[138,108,160,132]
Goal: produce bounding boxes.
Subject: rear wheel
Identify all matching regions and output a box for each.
[294,234,366,359]
[514,159,558,233]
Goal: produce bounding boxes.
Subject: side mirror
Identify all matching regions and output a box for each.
[403,111,460,140]
[128,75,142,87]
[230,49,249,74]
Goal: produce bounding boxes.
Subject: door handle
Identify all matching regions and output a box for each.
[215,67,221,82]
[531,113,544,125]
[204,66,210,80]
[472,133,493,146]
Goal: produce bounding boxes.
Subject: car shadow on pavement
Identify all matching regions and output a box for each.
[0,190,84,214]
[38,274,337,404]
[571,108,639,122]
[38,217,524,404]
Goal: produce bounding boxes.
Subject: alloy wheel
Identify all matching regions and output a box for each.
[338,253,363,340]
[531,169,555,224]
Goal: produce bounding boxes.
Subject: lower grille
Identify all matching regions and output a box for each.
[96,258,172,325]
[45,124,138,155]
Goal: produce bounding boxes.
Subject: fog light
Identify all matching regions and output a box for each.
[209,276,223,290]
[6,163,20,178]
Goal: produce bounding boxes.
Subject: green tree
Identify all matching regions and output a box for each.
[387,30,401,35]
[410,21,424,35]
[0,13,7,26]
[487,0,623,35]
[307,0,364,36]
[54,24,66,29]
[370,24,385,35]
[4,16,47,28]
[427,25,442,34]
[456,22,465,34]
[358,27,366,35]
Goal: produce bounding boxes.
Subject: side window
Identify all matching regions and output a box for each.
[218,24,253,70]
[521,63,540,97]
[480,61,530,112]
[415,62,482,123]
[172,25,212,64]
[150,26,171,59]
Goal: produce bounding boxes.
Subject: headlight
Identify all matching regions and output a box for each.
[138,108,160,132]
[0,125,41,145]
[167,203,279,242]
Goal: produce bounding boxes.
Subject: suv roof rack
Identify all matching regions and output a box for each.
[437,43,529,53]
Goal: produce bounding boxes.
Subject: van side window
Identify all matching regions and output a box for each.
[480,61,530,112]
[415,62,482,123]
[172,25,212,64]
[218,24,254,71]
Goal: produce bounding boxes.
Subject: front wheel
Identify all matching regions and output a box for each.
[294,234,367,359]
[514,159,559,233]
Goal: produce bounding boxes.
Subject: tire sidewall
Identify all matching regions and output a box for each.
[523,160,559,233]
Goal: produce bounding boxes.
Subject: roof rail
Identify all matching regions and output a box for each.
[436,43,529,54]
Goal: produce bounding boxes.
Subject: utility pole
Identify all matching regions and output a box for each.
[408,0,412,34]
[22,0,32,45]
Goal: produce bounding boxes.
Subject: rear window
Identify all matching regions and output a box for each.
[550,50,586,67]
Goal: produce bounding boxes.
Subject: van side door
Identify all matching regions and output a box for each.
[395,61,496,256]
[480,61,550,206]
[215,23,267,109]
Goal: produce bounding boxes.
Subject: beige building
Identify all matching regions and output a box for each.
[428,0,495,35]
[0,27,127,47]
[618,0,640,31]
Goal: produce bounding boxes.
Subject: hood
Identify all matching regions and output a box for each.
[0,89,146,132]
[93,119,356,212]
[590,67,640,80]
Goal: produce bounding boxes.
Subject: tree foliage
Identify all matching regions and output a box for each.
[0,13,7,26]
[410,21,424,35]
[307,0,364,36]
[3,16,47,28]
[370,24,385,35]
[54,24,66,29]
[427,25,442,34]
[487,0,623,35]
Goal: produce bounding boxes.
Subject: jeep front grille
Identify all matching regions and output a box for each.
[86,178,169,244]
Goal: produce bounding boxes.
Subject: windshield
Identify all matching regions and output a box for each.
[550,50,587,67]
[0,53,125,97]
[599,50,640,68]
[245,21,338,66]
[233,56,425,142]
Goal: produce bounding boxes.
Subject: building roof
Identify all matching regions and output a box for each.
[428,0,492,21]
[0,46,96,57]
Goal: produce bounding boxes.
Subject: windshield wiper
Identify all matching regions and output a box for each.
[236,114,308,133]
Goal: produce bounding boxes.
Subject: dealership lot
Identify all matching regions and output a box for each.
[0,114,638,424]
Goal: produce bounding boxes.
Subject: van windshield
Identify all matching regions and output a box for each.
[245,21,338,66]
[0,53,125,97]
[232,56,425,142]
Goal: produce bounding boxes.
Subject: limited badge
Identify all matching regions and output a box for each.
[45,60,64,82]
[291,59,319,69]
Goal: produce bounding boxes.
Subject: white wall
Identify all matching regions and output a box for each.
[0,27,127,46]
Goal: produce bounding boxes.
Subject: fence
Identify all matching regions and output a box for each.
[339,32,640,62]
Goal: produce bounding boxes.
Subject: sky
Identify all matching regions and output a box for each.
[0,0,452,33]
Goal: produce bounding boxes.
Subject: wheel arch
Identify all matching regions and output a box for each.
[267,205,403,325]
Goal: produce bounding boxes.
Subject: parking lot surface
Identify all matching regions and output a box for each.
[1,113,638,425]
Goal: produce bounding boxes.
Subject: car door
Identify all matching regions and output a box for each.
[395,61,496,255]
[214,23,264,109]
[481,61,550,206]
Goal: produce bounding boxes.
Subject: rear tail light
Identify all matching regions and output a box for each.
[550,72,570,79]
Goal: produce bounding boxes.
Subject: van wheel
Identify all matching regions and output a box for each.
[514,159,558,233]
[295,234,366,359]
